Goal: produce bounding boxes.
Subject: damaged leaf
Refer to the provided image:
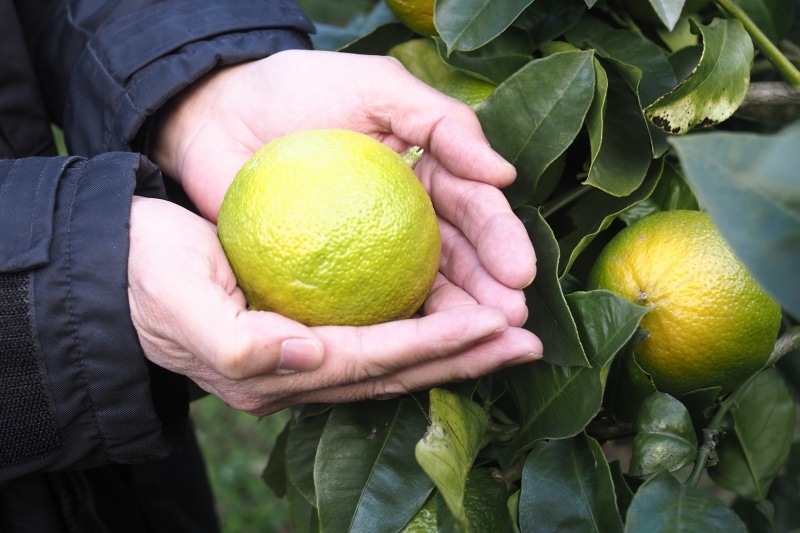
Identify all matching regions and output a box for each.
[644,18,754,134]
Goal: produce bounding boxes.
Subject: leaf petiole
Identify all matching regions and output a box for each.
[684,327,800,487]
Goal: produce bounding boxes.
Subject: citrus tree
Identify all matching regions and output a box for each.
[262,1,800,531]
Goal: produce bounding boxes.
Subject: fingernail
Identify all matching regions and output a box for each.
[279,339,322,373]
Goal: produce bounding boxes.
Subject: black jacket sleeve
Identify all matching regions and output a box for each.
[0,153,190,483]
[1,0,314,483]
[20,0,315,156]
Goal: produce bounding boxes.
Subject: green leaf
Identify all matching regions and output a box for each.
[436,0,534,53]
[311,3,405,52]
[584,60,653,197]
[339,22,418,55]
[415,389,489,531]
[557,158,664,277]
[513,0,587,48]
[668,123,800,318]
[604,328,658,424]
[519,433,624,533]
[644,18,754,134]
[618,159,698,226]
[625,470,747,532]
[388,38,456,88]
[708,370,796,501]
[314,399,433,533]
[589,29,678,107]
[287,410,330,507]
[434,468,515,533]
[287,477,320,533]
[479,50,596,208]
[517,207,588,367]
[262,418,290,498]
[629,393,698,477]
[434,29,532,85]
[736,0,795,43]
[648,0,688,31]
[502,289,649,464]
[609,460,636,519]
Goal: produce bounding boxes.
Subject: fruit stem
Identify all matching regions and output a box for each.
[402,146,424,169]
[685,328,800,487]
[713,0,800,90]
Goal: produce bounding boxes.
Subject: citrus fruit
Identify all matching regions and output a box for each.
[588,210,781,396]
[217,129,441,327]
[385,0,437,37]
[436,73,496,110]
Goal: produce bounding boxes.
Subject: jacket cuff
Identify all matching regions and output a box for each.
[0,153,186,482]
[63,0,314,156]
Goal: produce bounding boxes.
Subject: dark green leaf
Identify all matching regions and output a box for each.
[584,60,653,196]
[625,470,747,532]
[502,289,649,465]
[648,0,688,31]
[609,460,636,519]
[519,434,624,533]
[339,22,418,55]
[604,328,658,424]
[262,418,290,498]
[558,158,664,277]
[311,3,403,52]
[314,399,432,533]
[415,389,489,530]
[736,0,795,43]
[479,50,596,208]
[708,370,795,501]
[590,29,677,107]
[434,29,532,85]
[618,160,698,226]
[287,410,329,506]
[645,18,754,134]
[517,207,588,367]
[669,122,800,318]
[514,0,587,48]
[287,477,320,533]
[629,393,698,477]
[436,0,534,53]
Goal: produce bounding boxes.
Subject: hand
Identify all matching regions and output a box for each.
[127,196,542,416]
[151,49,536,326]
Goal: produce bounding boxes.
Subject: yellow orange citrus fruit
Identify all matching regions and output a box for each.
[385,0,437,37]
[217,129,440,327]
[588,210,781,396]
[436,73,496,110]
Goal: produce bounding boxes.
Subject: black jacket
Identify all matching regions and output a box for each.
[0,0,313,530]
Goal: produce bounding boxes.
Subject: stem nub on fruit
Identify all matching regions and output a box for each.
[402,146,424,169]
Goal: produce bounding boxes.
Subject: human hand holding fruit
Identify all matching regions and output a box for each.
[131,49,542,413]
[151,49,534,326]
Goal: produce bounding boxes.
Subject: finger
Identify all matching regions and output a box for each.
[359,56,517,188]
[437,218,528,326]
[422,273,478,315]
[427,170,536,290]
[307,305,510,388]
[279,327,543,407]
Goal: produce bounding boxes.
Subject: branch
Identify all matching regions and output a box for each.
[741,81,800,107]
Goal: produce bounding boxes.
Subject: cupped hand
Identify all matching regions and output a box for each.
[127,197,542,416]
[150,49,536,326]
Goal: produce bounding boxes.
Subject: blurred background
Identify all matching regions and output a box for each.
[189,5,383,533]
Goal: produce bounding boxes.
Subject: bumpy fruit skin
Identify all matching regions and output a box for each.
[588,210,781,396]
[217,129,441,327]
[385,0,437,36]
[436,73,496,110]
